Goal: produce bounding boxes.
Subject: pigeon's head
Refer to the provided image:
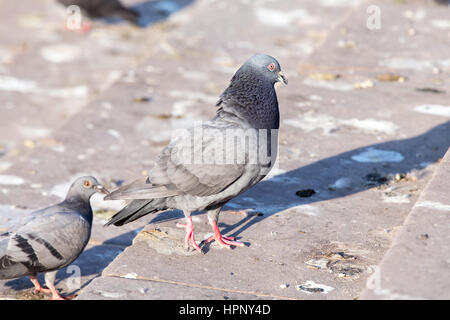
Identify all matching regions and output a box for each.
[66,176,110,201]
[239,54,288,85]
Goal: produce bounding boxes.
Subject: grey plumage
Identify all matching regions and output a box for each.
[58,0,140,25]
[0,176,108,299]
[105,54,287,252]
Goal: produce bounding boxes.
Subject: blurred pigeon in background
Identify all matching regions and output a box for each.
[105,54,287,253]
[58,0,140,27]
[0,176,109,300]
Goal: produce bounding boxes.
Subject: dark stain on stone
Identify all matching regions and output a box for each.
[295,189,316,198]
[415,87,446,94]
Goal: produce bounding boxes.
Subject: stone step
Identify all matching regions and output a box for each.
[0,0,354,299]
[75,0,450,300]
[1,0,449,300]
[361,147,450,299]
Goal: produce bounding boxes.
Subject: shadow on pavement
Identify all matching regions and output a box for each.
[101,0,195,27]
[149,120,450,238]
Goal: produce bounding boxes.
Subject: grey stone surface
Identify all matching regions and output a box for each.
[77,276,266,300]
[0,0,449,299]
[361,148,450,300]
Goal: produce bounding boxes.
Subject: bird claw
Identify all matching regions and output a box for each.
[205,234,244,249]
[177,219,203,253]
[206,219,245,249]
[33,287,52,294]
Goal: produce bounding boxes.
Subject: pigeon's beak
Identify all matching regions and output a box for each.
[94,184,111,196]
[277,72,288,85]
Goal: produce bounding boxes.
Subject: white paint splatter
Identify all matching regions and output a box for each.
[108,129,122,141]
[416,201,450,212]
[414,104,450,117]
[403,9,426,22]
[439,59,450,68]
[352,148,404,163]
[0,161,12,172]
[255,8,318,27]
[172,100,194,118]
[0,175,24,185]
[309,95,323,101]
[383,193,410,204]
[284,112,398,135]
[296,280,334,294]
[430,19,450,30]
[40,44,81,63]
[181,71,208,81]
[329,177,351,190]
[284,114,339,135]
[0,75,88,98]
[169,90,216,104]
[121,272,138,279]
[19,127,50,139]
[379,58,433,71]
[303,78,354,91]
[341,118,398,135]
[51,145,66,153]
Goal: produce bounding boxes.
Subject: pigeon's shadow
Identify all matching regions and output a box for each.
[3,229,139,297]
[102,0,195,27]
[150,120,450,237]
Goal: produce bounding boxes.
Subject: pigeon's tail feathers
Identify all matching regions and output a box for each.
[0,255,20,279]
[105,199,167,226]
[118,7,140,25]
[0,235,21,279]
[0,234,9,259]
[104,178,179,201]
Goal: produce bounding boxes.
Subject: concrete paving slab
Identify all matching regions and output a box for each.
[0,0,449,300]
[361,148,450,300]
[76,275,267,300]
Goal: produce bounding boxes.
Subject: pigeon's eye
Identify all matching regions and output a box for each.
[83,180,92,188]
[267,63,275,71]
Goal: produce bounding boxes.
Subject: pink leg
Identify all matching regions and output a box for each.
[176,217,202,253]
[205,218,245,249]
[30,275,52,294]
[64,21,92,33]
[44,271,73,300]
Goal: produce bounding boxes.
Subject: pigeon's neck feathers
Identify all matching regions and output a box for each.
[216,69,279,129]
[61,195,93,224]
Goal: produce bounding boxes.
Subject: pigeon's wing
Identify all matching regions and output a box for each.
[107,122,251,200]
[1,208,90,277]
[104,177,179,200]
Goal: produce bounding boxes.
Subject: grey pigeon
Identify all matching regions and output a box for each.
[105,54,287,253]
[0,176,109,300]
[58,0,140,25]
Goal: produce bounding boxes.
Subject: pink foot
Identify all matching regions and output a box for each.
[206,220,245,249]
[30,276,52,295]
[176,217,202,253]
[64,21,92,33]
